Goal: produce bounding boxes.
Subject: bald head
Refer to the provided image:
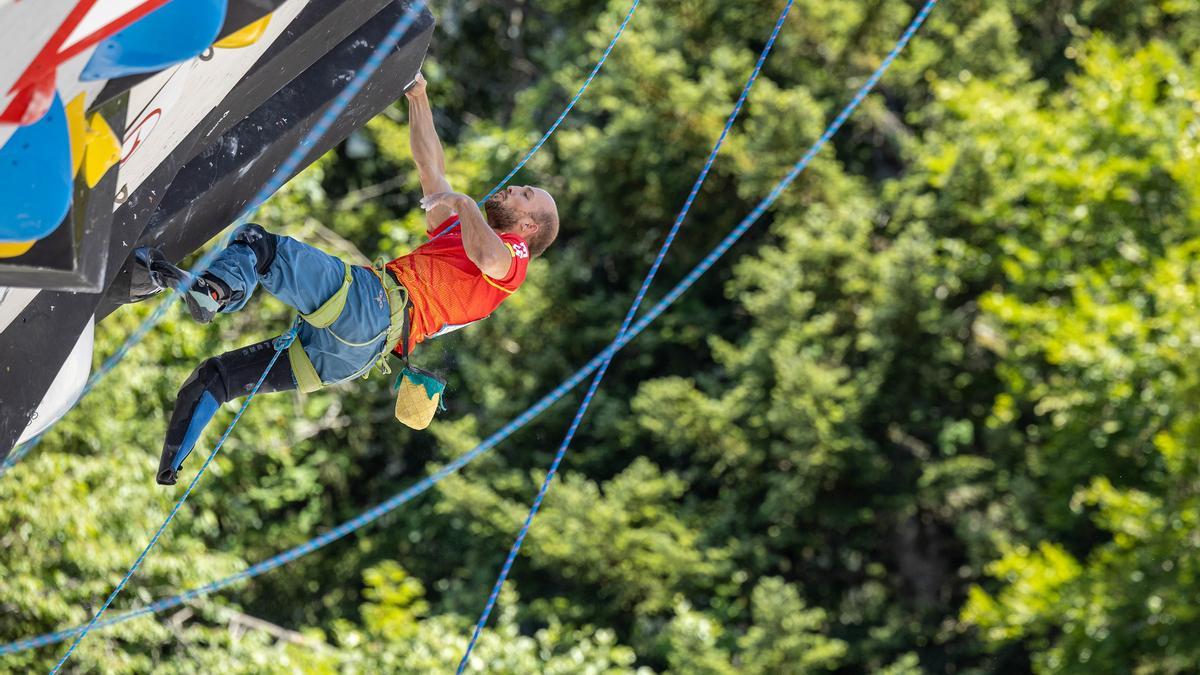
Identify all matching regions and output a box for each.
[483,185,559,256]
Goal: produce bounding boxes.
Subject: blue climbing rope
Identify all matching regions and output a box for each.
[48,320,300,673]
[0,0,937,661]
[460,0,939,662]
[426,0,641,243]
[478,0,640,204]
[1,0,641,478]
[0,247,696,656]
[460,1,940,661]
[46,0,433,666]
[457,0,796,668]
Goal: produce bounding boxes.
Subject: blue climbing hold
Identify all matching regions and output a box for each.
[81,0,229,81]
[0,94,72,243]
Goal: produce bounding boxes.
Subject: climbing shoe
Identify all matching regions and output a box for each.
[183,275,228,324]
[128,246,174,302]
[156,389,218,485]
[129,246,230,324]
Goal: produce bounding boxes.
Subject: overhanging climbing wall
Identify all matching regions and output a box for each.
[0,0,433,458]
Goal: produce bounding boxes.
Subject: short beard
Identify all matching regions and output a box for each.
[484,197,521,233]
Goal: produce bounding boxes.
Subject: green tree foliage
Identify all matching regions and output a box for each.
[3,0,1199,672]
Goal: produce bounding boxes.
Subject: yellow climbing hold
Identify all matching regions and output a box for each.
[0,240,36,258]
[82,112,120,188]
[65,93,88,178]
[214,14,272,49]
[62,92,122,189]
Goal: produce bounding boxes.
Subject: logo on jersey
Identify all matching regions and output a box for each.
[511,242,530,259]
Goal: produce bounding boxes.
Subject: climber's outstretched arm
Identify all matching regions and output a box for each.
[420,192,512,279]
[405,73,454,233]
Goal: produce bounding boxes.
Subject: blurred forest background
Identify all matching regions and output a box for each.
[3,0,1200,672]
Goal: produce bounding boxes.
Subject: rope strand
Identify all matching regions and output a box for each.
[458,0,796,668]
[49,321,300,672]
[45,0,434,664]
[456,0,939,667]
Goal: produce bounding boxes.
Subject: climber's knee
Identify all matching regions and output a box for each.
[233,223,279,276]
[181,356,232,404]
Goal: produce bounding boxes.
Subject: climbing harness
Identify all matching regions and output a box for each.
[283,256,445,429]
[284,259,410,393]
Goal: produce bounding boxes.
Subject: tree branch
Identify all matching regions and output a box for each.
[219,607,327,650]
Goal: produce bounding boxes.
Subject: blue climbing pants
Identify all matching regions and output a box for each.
[207,226,393,386]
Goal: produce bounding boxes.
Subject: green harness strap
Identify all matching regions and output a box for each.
[369,260,411,359]
[302,263,353,328]
[287,341,324,393]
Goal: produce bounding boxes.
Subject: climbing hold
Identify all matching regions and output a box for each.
[81,0,229,81]
[65,93,88,178]
[214,13,272,49]
[0,241,36,258]
[65,93,120,188]
[0,70,57,126]
[0,94,72,243]
[82,113,121,188]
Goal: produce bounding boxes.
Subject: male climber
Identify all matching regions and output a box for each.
[132,73,559,485]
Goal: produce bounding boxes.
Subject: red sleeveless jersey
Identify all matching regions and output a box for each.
[386,215,530,354]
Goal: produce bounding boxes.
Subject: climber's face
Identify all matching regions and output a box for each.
[484,185,559,257]
[484,186,553,228]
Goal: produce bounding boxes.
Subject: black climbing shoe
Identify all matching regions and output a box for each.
[128,247,174,303]
[129,246,229,324]
[156,463,179,486]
